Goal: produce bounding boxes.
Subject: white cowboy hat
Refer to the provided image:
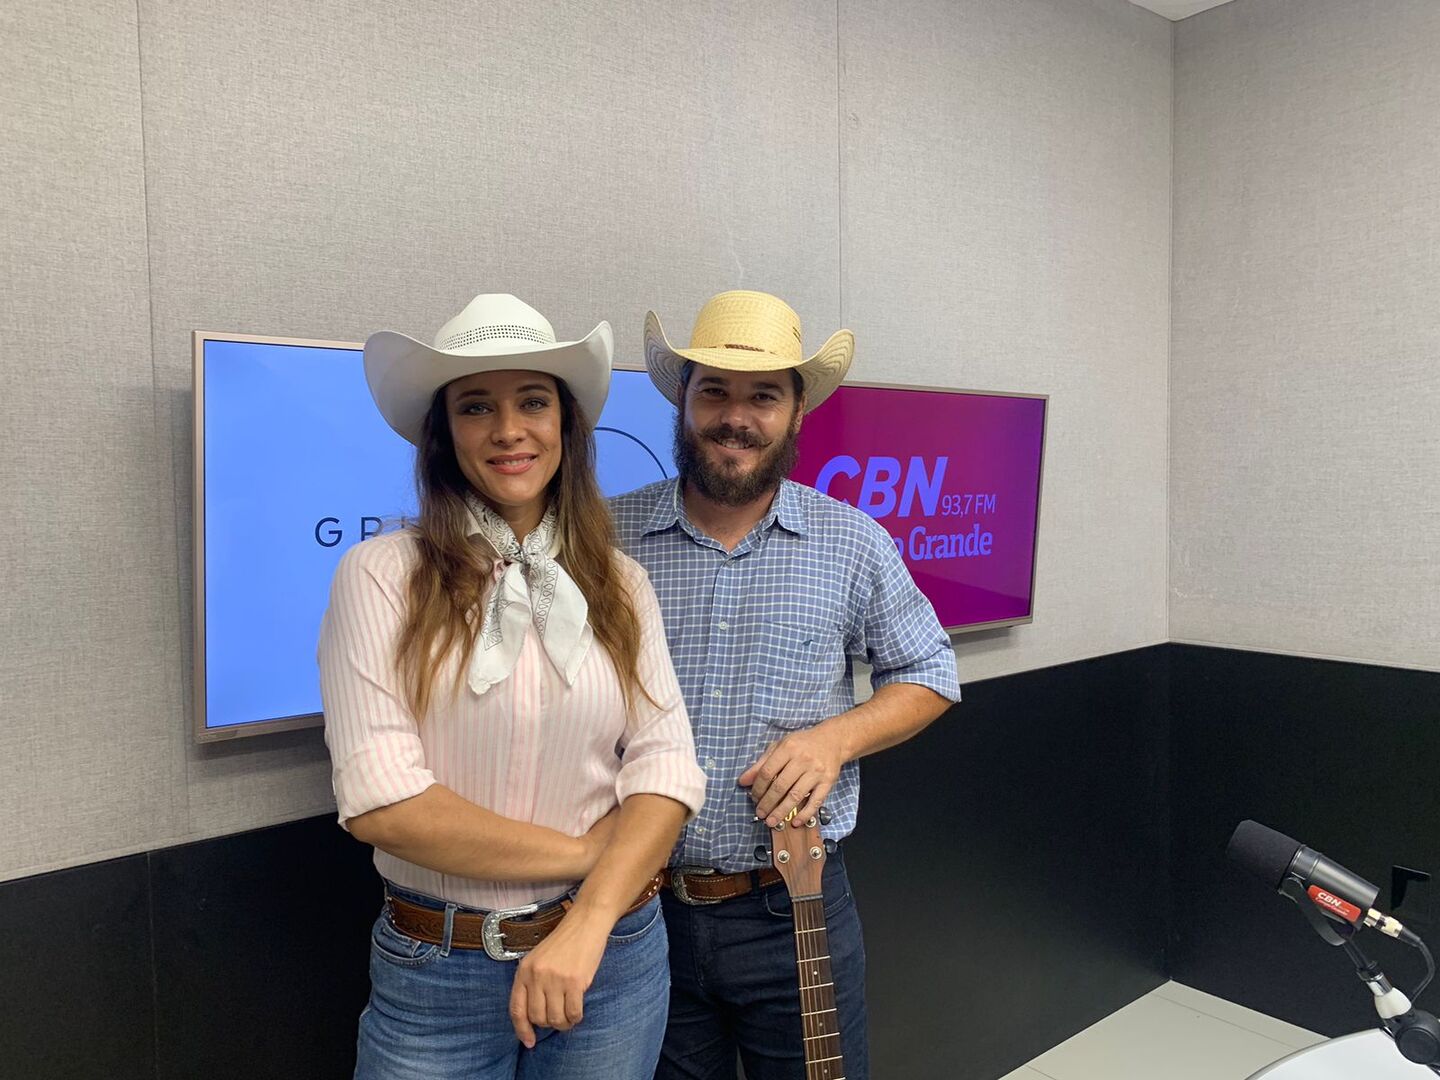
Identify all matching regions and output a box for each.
[643,290,854,410]
[363,293,613,445]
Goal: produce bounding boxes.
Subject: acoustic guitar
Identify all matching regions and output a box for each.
[769,811,847,1080]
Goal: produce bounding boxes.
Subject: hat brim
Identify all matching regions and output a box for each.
[363,322,614,445]
[643,310,853,410]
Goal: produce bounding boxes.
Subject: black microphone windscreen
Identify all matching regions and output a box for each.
[1227,820,1303,889]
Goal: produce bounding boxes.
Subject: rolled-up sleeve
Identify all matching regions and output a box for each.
[858,526,962,703]
[613,559,706,819]
[318,537,436,829]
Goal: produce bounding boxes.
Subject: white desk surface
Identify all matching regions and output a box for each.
[1251,1029,1436,1079]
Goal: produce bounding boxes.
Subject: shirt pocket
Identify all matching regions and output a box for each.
[751,620,845,730]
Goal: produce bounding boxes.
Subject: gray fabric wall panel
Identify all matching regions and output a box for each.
[4,0,1175,879]
[841,0,1173,682]
[1172,0,1440,671]
[133,0,842,841]
[0,0,187,876]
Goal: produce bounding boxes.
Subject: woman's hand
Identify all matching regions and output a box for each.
[506,805,621,1045]
[510,794,687,1046]
[507,908,610,1047]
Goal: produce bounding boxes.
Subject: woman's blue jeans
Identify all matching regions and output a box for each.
[354,885,670,1080]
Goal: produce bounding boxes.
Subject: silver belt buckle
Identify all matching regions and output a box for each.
[669,865,722,906]
[480,901,540,961]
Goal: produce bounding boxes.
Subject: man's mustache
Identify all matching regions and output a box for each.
[702,424,771,449]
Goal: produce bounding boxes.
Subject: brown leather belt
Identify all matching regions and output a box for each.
[662,865,784,905]
[385,873,663,961]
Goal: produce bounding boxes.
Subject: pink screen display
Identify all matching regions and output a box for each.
[790,386,1046,631]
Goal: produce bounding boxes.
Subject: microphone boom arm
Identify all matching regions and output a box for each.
[1279,873,1440,1073]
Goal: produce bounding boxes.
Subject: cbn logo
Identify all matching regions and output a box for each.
[814,456,948,519]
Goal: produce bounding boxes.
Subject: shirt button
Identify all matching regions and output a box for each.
[711,689,721,699]
[696,826,707,835]
[705,758,715,769]
[716,620,729,630]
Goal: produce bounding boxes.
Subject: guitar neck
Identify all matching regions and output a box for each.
[792,895,845,1080]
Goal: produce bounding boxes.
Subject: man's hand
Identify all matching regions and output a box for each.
[508,909,609,1048]
[738,725,847,828]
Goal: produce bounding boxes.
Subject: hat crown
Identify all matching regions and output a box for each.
[432,293,557,353]
[687,290,804,364]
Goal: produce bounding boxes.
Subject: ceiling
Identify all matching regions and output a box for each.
[1128,0,1237,20]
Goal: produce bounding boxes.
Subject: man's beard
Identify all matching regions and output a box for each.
[673,412,800,507]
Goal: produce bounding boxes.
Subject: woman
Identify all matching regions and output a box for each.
[319,293,705,1079]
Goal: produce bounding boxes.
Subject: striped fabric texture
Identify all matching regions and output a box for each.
[318,530,706,910]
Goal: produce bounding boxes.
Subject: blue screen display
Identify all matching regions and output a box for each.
[200,338,677,733]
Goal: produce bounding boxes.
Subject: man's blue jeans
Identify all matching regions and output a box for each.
[354,886,670,1079]
[655,851,869,1080]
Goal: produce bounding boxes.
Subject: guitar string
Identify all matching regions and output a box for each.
[797,897,818,1078]
[794,897,841,1078]
[781,822,842,1080]
[797,898,820,1080]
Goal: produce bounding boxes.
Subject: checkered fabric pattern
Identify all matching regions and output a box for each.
[610,479,961,871]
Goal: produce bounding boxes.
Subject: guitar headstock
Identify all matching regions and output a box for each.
[758,807,831,899]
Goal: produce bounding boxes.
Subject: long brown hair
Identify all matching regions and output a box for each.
[393,379,650,719]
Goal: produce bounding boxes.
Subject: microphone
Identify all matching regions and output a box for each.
[1227,820,1440,1070]
[1227,820,1414,942]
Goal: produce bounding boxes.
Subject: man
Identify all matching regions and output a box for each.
[610,290,961,1080]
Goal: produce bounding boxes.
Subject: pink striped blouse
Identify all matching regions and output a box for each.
[318,530,706,911]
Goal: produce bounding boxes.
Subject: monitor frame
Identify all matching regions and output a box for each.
[191,330,1047,741]
[807,379,1048,637]
[193,331,359,742]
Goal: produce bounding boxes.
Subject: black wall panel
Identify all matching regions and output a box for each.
[8,644,1432,1076]
[1168,644,1440,1038]
[848,645,1171,1079]
[149,816,380,1080]
[0,855,155,1080]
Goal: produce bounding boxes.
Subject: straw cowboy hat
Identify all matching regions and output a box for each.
[363,293,613,444]
[643,290,854,409]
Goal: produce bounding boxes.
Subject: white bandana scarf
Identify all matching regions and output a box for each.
[464,496,593,695]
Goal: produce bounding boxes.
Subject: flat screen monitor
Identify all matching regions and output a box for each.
[792,384,1046,634]
[193,332,1045,740]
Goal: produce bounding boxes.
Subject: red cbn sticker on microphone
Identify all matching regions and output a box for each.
[1308,886,1362,923]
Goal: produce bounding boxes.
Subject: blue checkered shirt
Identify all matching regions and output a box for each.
[610,479,961,871]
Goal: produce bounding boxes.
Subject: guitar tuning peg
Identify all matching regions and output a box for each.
[818,806,832,826]
[753,845,769,862]
[823,839,838,855]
